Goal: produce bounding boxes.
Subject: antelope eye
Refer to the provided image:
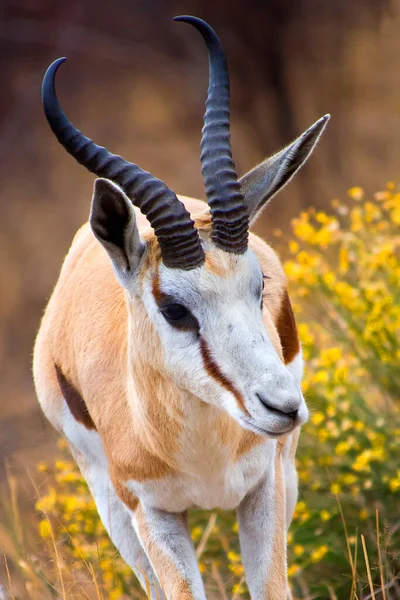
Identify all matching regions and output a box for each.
[161,303,189,322]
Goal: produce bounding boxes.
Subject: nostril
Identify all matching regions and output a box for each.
[256,393,298,420]
[287,409,298,420]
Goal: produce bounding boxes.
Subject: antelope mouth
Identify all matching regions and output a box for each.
[241,416,296,438]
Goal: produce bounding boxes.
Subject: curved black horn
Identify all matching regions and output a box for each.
[174,16,248,255]
[42,58,205,270]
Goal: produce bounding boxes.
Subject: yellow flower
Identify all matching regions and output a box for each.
[335,441,350,455]
[320,510,331,522]
[227,551,241,563]
[318,428,329,442]
[322,271,336,288]
[288,564,301,578]
[341,474,357,486]
[314,370,329,384]
[36,486,57,512]
[388,471,400,492]
[311,545,329,563]
[327,406,336,418]
[39,519,52,538]
[315,211,330,224]
[339,246,349,274]
[192,526,203,541]
[293,545,304,556]
[298,323,315,346]
[230,563,244,576]
[330,483,341,494]
[320,347,342,367]
[359,508,368,520]
[312,411,325,425]
[295,501,307,513]
[232,582,246,595]
[348,186,364,200]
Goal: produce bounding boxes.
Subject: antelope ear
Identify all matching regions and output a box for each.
[90,178,146,286]
[239,114,330,225]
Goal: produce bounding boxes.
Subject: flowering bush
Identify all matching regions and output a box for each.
[282,184,400,598]
[35,184,400,599]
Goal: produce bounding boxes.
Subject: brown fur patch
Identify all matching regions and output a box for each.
[276,290,300,365]
[200,337,249,416]
[152,269,168,305]
[54,364,96,430]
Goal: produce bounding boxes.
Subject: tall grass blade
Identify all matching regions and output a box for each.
[3,551,16,600]
[196,513,217,559]
[361,534,376,600]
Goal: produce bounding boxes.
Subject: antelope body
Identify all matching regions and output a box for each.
[33,16,329,600]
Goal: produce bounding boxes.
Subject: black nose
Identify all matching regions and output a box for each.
[256,393,298,420]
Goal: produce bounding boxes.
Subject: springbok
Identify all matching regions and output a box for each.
[34,15,329,600]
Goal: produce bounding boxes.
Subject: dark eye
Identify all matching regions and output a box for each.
[158,297,200,333]
[161,303,189,322]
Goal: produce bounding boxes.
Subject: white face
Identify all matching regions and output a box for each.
[139,243,308,438]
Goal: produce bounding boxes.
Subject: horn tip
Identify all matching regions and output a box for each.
[173,15,194,20]
[173,15,208,28]
[50,57,67,69]
[44,57,67,82]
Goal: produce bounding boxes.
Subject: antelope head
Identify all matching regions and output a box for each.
[42,16,329,438]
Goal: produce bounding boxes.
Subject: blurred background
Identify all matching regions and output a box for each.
[1,0,400,554]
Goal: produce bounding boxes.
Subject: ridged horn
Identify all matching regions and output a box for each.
[42,58,205,270]
[174,16,248,255]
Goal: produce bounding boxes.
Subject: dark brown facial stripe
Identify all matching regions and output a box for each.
[276,290,300,365]
[54,364,96,430]
[152,270,169,305]
[200,337,249,415]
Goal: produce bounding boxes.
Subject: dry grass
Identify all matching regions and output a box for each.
[0,468,395,600]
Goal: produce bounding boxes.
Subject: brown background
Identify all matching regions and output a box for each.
[1,0,400,481]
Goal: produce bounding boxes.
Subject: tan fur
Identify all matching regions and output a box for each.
[265,439,288,599]
[135,506,194,599]
[34,194,298,510]
[289,427,300,461]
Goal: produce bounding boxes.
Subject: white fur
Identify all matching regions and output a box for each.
[125,437,274,512]
[141,248,308,437]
